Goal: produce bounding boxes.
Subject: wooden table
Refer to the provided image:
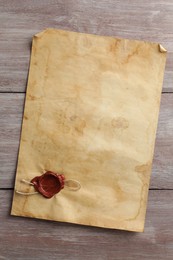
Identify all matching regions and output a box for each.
[0,1,173,259]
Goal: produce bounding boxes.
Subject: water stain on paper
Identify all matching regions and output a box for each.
[111,117,129,129]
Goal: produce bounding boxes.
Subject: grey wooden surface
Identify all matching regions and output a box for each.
[0,1,173,259]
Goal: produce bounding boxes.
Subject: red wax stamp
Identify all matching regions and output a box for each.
[31,171,65,199]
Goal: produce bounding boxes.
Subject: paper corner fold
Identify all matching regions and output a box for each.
[34,28,53,38]
[158,44,167,53]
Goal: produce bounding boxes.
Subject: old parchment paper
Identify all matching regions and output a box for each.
[11,29,167,232]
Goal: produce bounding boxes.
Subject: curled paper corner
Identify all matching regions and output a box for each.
[34,28,52,38]
[159,44,167,53]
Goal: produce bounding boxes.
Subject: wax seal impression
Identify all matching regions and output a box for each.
[31,171,65,198]
[15,171,81,198]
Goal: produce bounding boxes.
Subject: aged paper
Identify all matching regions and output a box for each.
[11,29,167,232]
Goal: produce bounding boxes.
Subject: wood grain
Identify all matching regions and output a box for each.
[0,1,172,258]
[0,93,173,189]
[0,0,173,92]
[0,190,172,260]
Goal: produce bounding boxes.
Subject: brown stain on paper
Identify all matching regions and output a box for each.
[123,46,140,64]
[126,162,152,222]
[74,119,86,136]
[109,39,121,53]
[135,162,152,187]
[111,117,129,129]
[28,94,36,101]
[135,163,152,177]
[54,108,86,136]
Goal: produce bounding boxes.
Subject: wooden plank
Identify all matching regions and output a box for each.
[0,0,173,92]
[0,93,173,189]
[0,190,172,259]
[0,94,24,188]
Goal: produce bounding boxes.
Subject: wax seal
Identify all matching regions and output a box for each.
[15,171,81,198]
[31,171,65,198]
